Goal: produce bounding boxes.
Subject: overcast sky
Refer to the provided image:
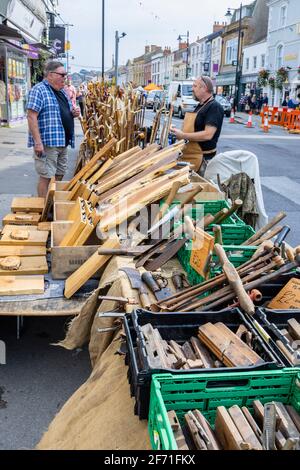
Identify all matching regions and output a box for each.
[58,0,243,73]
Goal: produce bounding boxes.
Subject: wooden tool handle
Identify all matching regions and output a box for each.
[214,244,255,315]
[244,211,286,246]
[213,208,229,225]
[217,199,243,224]
[213,225,223,245]
[142,272,160,293]
[180,186,203,209]
[139,292,151,310]
[184,216,195,240]
[155,181,182,223]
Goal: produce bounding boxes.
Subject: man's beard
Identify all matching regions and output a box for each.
[193,92,199,102]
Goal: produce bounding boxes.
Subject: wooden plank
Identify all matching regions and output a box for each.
[190,336,215,369]
[215,323,263,365]
[215,406,245,450]
[87,158,114,186]
[192,410,222,450]
[0,275,44,296]
[59,216,87,247]
[2,225,38,233]
[228,405,262,450]
[64,237,120,298]
[0,246,46,257]
[241,407,263,444]
[0,230,48,246]
[0,256,48,276]
[3,213,41,226]
[41,178,56,222]
[11,197,45,214]
[63,138,117,191]
[167,411,189,450]
[73,217,95,247]
[198,323,258,367]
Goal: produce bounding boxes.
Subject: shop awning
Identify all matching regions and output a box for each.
[240,74,258,84]
[0,24,23,40]
[215,73,236,86]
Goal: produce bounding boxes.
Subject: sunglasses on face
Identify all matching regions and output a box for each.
[51,72,68,78]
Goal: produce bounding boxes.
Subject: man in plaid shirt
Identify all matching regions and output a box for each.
[27,61,80,197]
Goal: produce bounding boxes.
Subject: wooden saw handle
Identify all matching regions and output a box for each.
[214,244,255,315]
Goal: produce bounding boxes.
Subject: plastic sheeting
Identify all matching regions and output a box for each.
[204,150,268,229]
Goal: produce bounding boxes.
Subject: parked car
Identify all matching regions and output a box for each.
[167,81,198,118]
[215,95,232,117]
[153,91,166,112]
[146,90,158,109]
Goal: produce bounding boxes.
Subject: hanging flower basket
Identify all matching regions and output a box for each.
[268,76,276,89]
[258,69,270,88]
[275,67,289,90]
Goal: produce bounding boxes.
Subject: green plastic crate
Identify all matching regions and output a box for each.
[162,199,245,226]
[177,242,257,286]
[207,224,255,245]
[148,369,300,450]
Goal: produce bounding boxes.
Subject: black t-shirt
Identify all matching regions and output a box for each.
[51,87,74,146]
[194,99,224,154]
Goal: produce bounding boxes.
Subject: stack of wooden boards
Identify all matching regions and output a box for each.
[51,138,191,299]
[78,82,146,170]
[0,196,50,296]
[141,322,264,371]
[168,401,300,450]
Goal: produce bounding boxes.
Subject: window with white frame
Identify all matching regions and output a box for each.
[246,58,250,70]
[261,54,265,68]
[225,38,238,65]
[276,44,284,69]
[253,56,257,69]
[280,5,287,27]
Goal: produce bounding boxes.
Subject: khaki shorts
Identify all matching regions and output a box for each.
[33,146,68,178]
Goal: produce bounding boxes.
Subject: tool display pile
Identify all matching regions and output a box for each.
[168,401,300,451]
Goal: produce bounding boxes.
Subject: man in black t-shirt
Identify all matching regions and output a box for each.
[171,76,224,176]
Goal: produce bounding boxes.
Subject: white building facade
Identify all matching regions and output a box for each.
[241,39,267,94]
[267,0,300,105]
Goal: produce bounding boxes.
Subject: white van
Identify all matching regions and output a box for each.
[167,80,197,118]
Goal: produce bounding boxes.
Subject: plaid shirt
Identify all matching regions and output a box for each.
[27,80,75,148]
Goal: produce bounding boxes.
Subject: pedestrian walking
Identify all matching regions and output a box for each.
[76,84,85,117]
[170,75,224,177]
[27,61,80,197]
[64,77,77,108]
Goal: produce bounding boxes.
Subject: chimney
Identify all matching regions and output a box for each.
[179,42,188,50]
[145,45,150,54]
[213,21,223,33]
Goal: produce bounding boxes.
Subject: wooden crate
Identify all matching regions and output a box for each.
[51,221,101,280]
[54,191,71,202]
[3,213,41,226]
[56,181,70,191]
[53,202,75,221]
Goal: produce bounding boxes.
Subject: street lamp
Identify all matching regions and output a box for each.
[177,31,190,79]
[115,31,127,86]
[101,0,105,81]
[225,3,243,110]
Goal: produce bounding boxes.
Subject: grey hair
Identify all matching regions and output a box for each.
[200,76,214,94]
[44,61,65,77]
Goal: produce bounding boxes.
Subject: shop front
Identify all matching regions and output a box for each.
[215,72,236,97]
[0,40,29,126]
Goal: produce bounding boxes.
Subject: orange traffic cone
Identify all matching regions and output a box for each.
[246,111,254,128]
[263,116,270,133]
[229,109,235,123]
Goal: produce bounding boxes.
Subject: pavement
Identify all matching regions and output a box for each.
[0,112,299,450]
[0,121,91,451]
